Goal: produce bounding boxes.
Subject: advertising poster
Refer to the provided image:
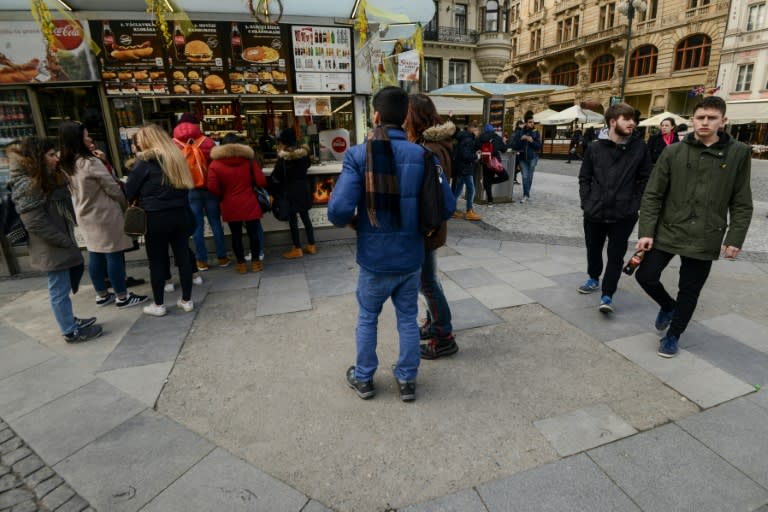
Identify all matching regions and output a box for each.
[0,21,98,84]
[293,96,332,116]
[166,21,229,95]
[89,20,168,95]
[291,25,352,93]
[396,50,420,81]
[227,22,290,95]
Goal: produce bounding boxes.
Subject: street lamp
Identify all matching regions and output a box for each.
[617,0,647,102]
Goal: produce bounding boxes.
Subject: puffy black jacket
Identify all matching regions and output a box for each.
[647,132,679,164]
[453,129,477,176]
[579,133,652,222]
[125,157,189,212]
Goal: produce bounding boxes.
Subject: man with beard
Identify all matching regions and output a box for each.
[577,103,652,313]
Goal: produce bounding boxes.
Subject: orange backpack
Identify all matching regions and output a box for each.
[173,136,207,188]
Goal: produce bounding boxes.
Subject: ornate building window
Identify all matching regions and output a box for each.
[526,69,542,84]
[735,64,754,92]
[557,16,580,42]
[531,0,544,13]
[509,2,520,24]
[637,0,658,22]
[629,45,658,77]
[511,36,518,57]
[449,60,470,85]
[455,4,468,33]
[747,4,765,31]
[674,34,711,70]
[591,54,615,83]
[551,62,579,86]
[689,0,710,7]
[485,0,499,32]
[530,28,542,50]
[423,58,442,92]
[599,3,616,30]
[505,75,518,83]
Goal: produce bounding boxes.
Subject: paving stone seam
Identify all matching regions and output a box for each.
[0,353,59,386]
[470,486,492,512]
[583,451,646,512]
[0,420,93,512]
[135,445,217,511]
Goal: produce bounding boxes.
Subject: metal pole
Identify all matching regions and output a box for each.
[619,2,635,102]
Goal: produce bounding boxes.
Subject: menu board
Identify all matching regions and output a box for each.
[488,99,505,131]
[0,21,99,84]
[166,21,229,95]
[227,22,290,95]
[291,26,352,93]
[293,96,332,116]
[89,20,168,95]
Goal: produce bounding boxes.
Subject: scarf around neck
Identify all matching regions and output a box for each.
[365,126,400,228]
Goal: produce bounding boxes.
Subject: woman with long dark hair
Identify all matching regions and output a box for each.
[59,121,147,309]
[8,137,102,341]
[125,123,196,316]
[403,93,459,359]
[647,117,679,164]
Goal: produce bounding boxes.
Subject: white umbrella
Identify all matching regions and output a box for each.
[533,108,558,123]
[539,105,604,125]
[638,111,689,128]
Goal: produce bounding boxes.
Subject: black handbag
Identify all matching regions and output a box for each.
[250,160,271,213]
[123,202,147,236]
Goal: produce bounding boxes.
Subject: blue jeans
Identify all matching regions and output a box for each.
[453,174,475,211]
[48,269,76,335]
[355,267,421,382]
[420,249,453,340]
[188,189,227,263]
[520,157,538,198]
[88,251,127,296]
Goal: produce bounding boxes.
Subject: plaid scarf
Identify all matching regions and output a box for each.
[365,126,400,228]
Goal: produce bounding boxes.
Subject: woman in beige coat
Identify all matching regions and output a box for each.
[59,121,147,309]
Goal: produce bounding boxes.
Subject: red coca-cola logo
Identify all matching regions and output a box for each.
[331,137,347,153]
[52,20,84,51]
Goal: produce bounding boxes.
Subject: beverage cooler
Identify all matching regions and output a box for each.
[0,88,38,189]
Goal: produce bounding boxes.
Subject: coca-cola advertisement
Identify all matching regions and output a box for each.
[166,21,230,96]
[228,22,291,95]
[88,20,169,95]
[0,21,98,84]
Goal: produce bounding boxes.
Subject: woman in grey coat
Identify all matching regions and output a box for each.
[8,137,102,342]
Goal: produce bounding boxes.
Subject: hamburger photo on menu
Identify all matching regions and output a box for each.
[184,40,213,62]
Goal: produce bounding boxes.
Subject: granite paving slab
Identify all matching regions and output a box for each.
[452,237,503,250]
[496,269,557,291]
[140,447,309,512]
[438,277,472,301]
[0,357,94,421]
[307,270,357,299]
[477,256,528,274]
[8,379,145,465]
[301,243,354,261]
[53,409,213,512]
[0,340,55,380]
[544,244,589,264]
[399,489,487,512]
[256,273,311,316]
[302,255,356,275]
[678,398,768,488]
[588,423,768,512]
[0,277,47,294]
[498,241,547,262]
[206,271,262,293]
[466,283,535,310]
[521,258,583,277]
[749,389,768,411]
[301,501,334,512]
[533,403,637,457]
[478,453,641,512]
[0,324,42,351]
[259,261,306,278]
[96,361,175,407]
[699,313,768,353]
[433,254,476,272]
[711,258,764,274]
[448,297,503,332]
[444,267,499,289]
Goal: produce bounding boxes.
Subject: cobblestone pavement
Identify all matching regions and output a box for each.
[0,421,93,512]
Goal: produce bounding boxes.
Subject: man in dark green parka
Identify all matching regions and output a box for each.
[635,96,753,358]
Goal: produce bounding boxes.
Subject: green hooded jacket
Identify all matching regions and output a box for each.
[638,132,752,261]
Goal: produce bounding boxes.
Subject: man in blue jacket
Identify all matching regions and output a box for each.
[510,114,542,203]
[328,87,455,402]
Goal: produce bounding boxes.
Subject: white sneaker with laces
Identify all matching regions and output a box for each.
[192,275,203,285]
[177,299,194,312]
[143,303,167,317]
[164,282,175,293]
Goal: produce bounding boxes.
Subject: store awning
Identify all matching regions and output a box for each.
[429,95,484,116]
[726,100,768,124]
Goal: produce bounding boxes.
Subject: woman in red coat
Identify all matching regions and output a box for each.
[207,134,267,273]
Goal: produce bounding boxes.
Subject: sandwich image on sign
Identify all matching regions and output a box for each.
[184,40,213,63]
[204,74,225,91]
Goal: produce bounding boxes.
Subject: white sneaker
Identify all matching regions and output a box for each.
[164,282,175,293]
[192,275,203,285]
[244,252,252,261]
[520,196,529,203]
[259,252,265,261]
[143,303,167,317]
[177,299,194,312]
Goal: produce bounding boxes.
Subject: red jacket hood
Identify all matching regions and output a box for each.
[172,122,215,162]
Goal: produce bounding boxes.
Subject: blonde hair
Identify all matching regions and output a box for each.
[135,123,194,190]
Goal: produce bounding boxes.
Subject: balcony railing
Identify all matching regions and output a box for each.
[423,26,480,44]
[510,25,625,64]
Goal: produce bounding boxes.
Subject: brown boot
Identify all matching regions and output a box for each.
[282,247,303,259]
[251,261,263,272]
[235,262,247,274]
[452,210,464,219]
[304,243,317,255]
[465,209,482,221]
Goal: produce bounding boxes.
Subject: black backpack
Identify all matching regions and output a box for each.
[419,148,445,238]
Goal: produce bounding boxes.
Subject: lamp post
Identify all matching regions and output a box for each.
[617,0,647,102]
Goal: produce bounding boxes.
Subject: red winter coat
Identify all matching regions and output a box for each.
[172,121,216,164]
[207,143,267,222]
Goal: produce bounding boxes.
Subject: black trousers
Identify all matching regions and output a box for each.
[229,219,261,263]
[481,166,495,203]
[635,248,712,338]
[583,217,637,297]
[145,208,194,304]
[288,210,315,248]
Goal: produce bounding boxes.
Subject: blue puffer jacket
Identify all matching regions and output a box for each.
[328,128,427,275]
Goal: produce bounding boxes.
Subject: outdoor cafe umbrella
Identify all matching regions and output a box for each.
[638,111,688,128]
[533,108,558,123]
[539,105,605,125]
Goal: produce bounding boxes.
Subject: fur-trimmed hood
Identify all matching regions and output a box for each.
[210,143,254,161]
[421,120,456,143]
[277,144,310,160]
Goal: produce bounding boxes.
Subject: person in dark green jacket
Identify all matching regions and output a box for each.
[635,96,753,358]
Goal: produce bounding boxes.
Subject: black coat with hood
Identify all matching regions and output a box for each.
[272,144,312,214]
[453,128,477,176]
[420,120,456,251]
[579,130,652,223]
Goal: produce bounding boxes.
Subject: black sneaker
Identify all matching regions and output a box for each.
[420,337,459,360]
[346,366,375,399]
[95,292,116,307]
[74,316,96,329]
[419,324,432,340]
[116,292,149,309]
[396,378,416,402]
[63,324,103,343]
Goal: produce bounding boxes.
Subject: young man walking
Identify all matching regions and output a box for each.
[510,115,541,203]
[327,87,455,402]
[577,103,652,313]
[635,96,753,358]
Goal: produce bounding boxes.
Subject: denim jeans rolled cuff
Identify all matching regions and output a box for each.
[188,189,227,262]
[453,174,475,211]
[421,249,453,339]
[355,267,421,382]
[48,269,76,335]
[88,251,127,296]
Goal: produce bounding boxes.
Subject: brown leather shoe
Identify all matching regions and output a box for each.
[235,262,247,274]
[282,247,303,259]
[452,211,464,219]
[465,209,482,221]
[251,261,263,272]
[304,243,317,255]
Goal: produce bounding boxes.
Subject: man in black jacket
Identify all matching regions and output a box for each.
[577,103,652,313]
